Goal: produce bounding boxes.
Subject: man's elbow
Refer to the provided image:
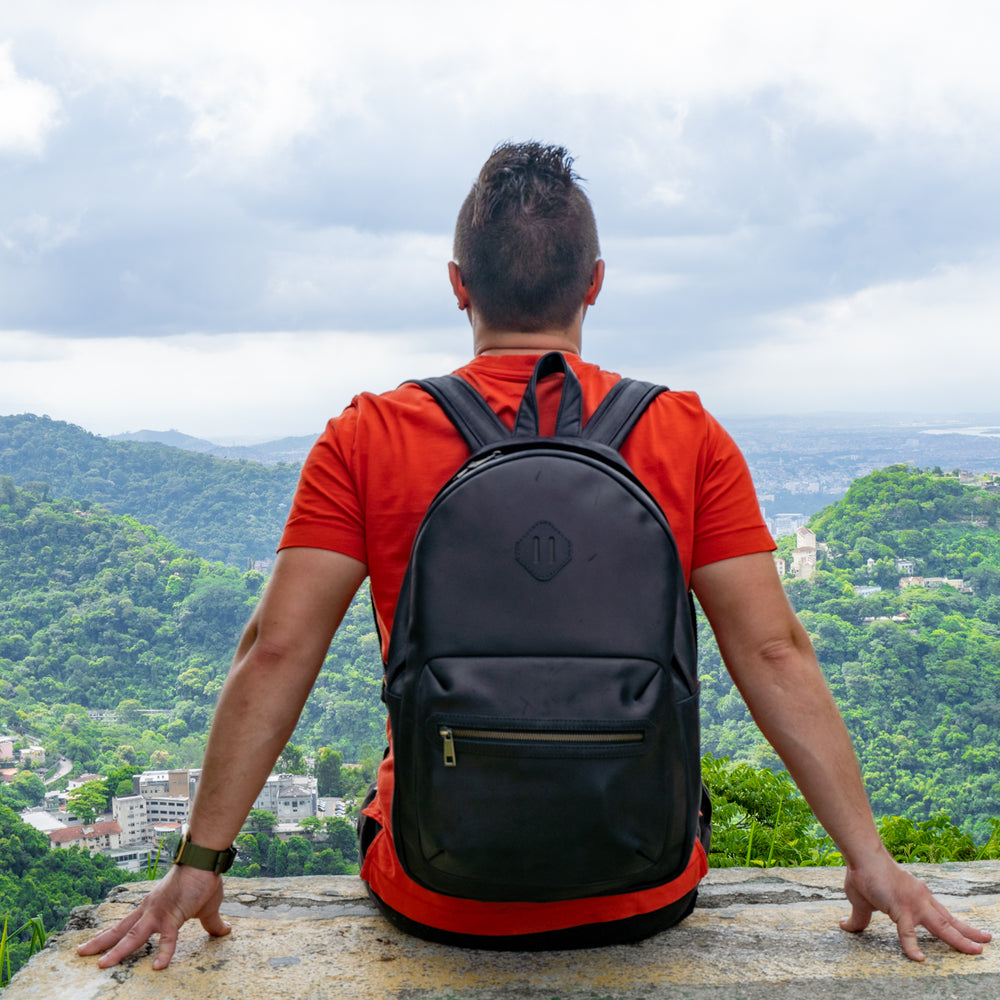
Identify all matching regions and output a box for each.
[753,624,813,669]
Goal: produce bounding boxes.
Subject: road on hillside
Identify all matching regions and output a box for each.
[44,757,72,784]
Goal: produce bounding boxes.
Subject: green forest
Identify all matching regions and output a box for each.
[2,449,999,829]
[0,802,133,983]
[2,416,1000,983]
[0,477,385,776]
[699,465,1000,838]
[0,414,300,566]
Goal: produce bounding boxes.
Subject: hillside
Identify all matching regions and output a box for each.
[0,479,385,777]
[5,451,1000,984]
[110,428,318,466]
[4,425,1000,835]
[0,414,300,566]
[700,466,1000,837]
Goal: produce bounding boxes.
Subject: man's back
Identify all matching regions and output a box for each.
[281,353,770,658]
[280,350,771,943]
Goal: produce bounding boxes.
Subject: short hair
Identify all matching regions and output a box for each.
[453,142,600,332]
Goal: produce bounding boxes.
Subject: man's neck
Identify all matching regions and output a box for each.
[473,330,581,357]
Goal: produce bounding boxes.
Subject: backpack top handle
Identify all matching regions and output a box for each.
[512,352,584,439]
[415,351,666,454]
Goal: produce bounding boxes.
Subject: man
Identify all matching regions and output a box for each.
[80,142,990,968]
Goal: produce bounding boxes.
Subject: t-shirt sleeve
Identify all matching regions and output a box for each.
[690,411,775,571]
[278,403,368,566]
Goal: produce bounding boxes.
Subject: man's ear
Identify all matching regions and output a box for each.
[585,259,605,306]
[448,261,471,311]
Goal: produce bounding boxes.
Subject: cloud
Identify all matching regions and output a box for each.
[3,0,1000,425]
[0,43,60,155]
[630,250,1000,415]
[0,328,469,440]
[13,2,1000,160]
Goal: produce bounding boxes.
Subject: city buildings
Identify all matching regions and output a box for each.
[20,767,319,873]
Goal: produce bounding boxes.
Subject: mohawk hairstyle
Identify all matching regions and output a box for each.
[454,142,600,333]
[471,143,581,227]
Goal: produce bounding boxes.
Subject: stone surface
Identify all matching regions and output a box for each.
[6,864,1000,999]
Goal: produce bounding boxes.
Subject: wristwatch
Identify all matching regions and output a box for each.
[173,825,238,874]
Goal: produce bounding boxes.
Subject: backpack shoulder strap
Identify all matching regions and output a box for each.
[582,377,667,450]
[412,374,511,451]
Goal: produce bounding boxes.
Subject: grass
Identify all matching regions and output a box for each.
[0,916,47,988]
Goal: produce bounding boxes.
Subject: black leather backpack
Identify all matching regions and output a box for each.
[383,352,701,902]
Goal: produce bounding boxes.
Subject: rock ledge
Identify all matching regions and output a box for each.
[7,863,1000,999]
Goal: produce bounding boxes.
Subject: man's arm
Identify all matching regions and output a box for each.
[78,547,368,970]
[691,552,991,961]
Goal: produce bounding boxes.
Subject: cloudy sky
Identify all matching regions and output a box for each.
[2,1,999,442]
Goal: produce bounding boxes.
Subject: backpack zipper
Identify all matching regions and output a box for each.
[438,725,643,767]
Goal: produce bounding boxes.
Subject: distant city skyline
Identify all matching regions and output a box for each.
[3,3,1000,439]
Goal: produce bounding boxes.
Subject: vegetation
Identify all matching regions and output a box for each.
[0,414,299,566]
[700,465,1000,840]
[1,916,46,987]
[5,461,1000,835]
[0,478,386,775]
[231,816,359,878]
[0,802,134,984]
[703,754,1000,867]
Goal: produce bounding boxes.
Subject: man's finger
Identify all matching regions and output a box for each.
[896,919,925,962]
[95,916,159,969]
[151,925,179,971]
[76,907,142,957]
[920,905,990,955]
[199,912,233,938]
[195,874,231,938]
[839,897,873,934]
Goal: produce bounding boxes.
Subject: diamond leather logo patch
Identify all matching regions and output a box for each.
[515,520,572,581]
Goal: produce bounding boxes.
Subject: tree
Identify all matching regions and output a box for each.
[285,836,313,876]
[314,747,344,797]
[67,781,108,824]
[323,817,358,861]
[277,742,306,775]
[307,848,351,875]
[246,809,277,833]
[9,771,46,808]
[115,698,143,726]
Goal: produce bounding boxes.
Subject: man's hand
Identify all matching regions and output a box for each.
[840,848,992,961]
[76,864,231,970]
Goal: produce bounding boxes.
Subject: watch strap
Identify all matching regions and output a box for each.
[174,832,237,874]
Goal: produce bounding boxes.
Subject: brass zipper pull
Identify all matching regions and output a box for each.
[440,727,457,767]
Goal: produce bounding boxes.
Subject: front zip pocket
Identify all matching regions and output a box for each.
[393,655,697,902]
[438,724,644,767]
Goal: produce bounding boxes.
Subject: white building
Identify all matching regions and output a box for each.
[774,513,808,538]
[113,795,148,845]
[136,768,201,799]
[142,795,191,833]
[105,843,161,875]
[19,745,45,767]
[19,807,67,835]
[252,774,318,824]
[790,526,818,580]
[66,773,104,791]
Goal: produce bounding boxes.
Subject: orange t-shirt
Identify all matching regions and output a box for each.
[279,352,774,934]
